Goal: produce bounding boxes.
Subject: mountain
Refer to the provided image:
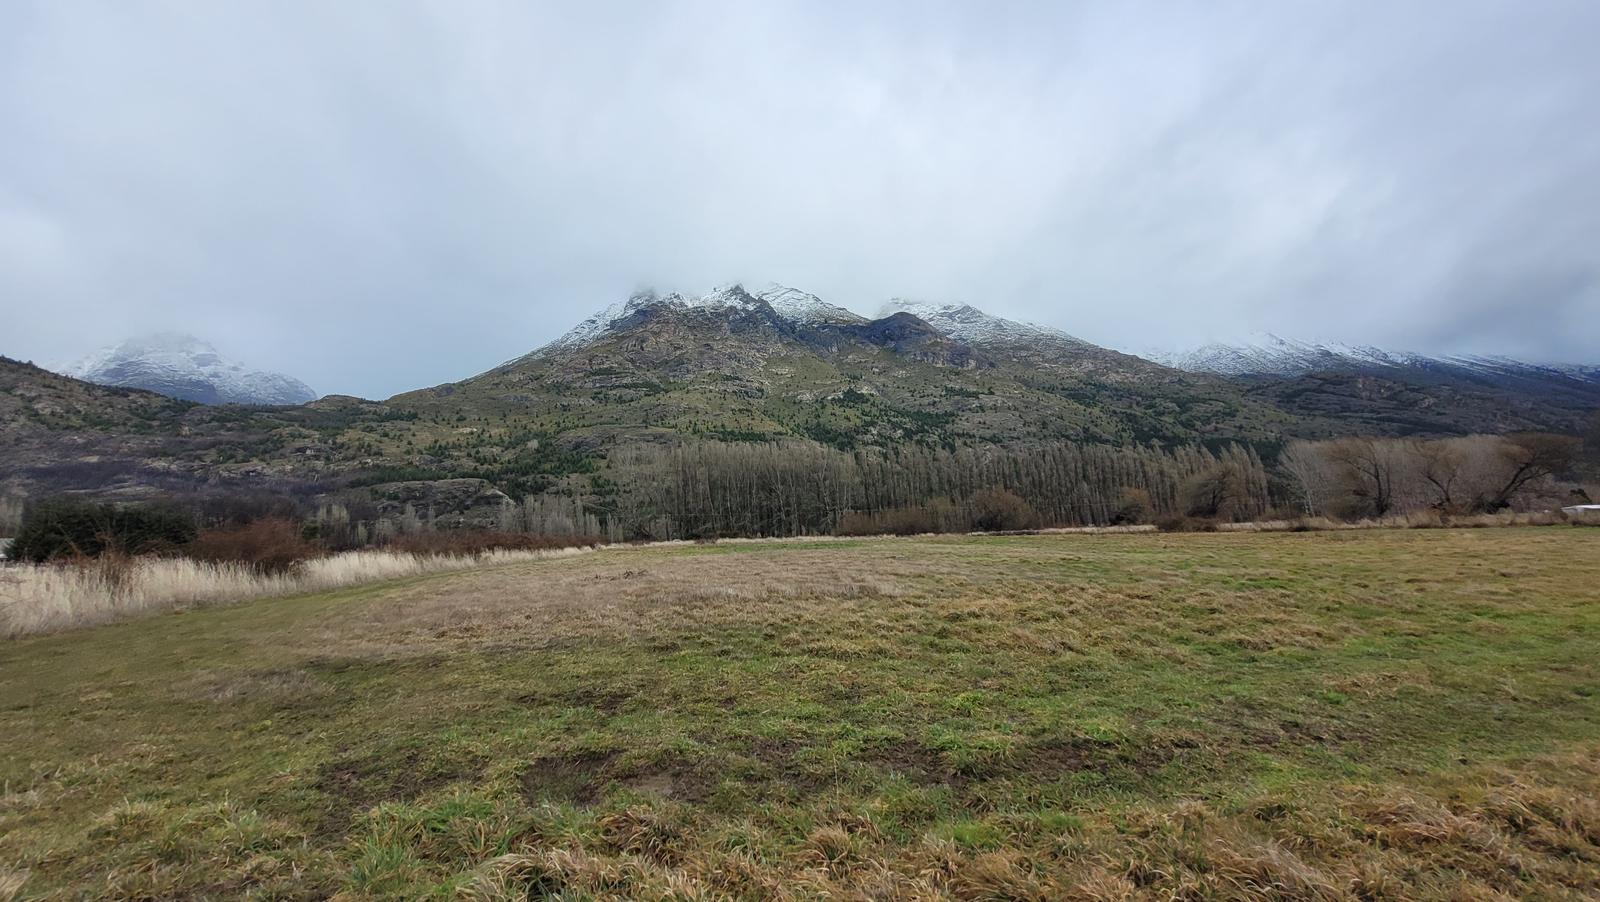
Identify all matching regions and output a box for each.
[0,354,395,502]
[1146,333,1410,377]
[399,282,1289,457]
[878,299,1182,383]
[402,284,1600,453]
[1149,333,1600,386]
[62,333,317,406]
[1144,332,1600,437]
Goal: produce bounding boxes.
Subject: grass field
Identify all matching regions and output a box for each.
[3,529,1598,899]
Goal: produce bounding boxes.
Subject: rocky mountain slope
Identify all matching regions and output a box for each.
[0,355,379,502]
[400,283,1288,457]
[62,333,317,406]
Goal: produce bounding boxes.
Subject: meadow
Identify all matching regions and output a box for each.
[2,529,1598,899]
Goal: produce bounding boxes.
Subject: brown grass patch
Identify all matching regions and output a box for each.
[176,667,330,705]
[290,547,921,657]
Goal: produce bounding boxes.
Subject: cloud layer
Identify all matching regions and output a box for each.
[4,1,1598,397]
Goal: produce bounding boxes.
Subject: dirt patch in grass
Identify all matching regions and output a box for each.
[1010,735,1175,777]
[312,748,484,835]
[515,685,636,713]
[867,742,965,786]
[617,758,718,805]
[517,748,717,808]
[518,750,619,807]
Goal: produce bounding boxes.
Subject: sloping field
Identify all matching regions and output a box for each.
[3,529,1599,899]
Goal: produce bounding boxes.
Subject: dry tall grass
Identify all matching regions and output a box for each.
[0,546,595,639]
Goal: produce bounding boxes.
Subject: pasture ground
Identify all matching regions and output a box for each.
[3,528,1598,899]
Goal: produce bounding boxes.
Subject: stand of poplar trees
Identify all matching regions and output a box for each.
[590,440,1270,540]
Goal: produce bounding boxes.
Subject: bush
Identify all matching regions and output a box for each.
[1182,464,1248,520]
[971,489,1042,532]
[1155,515,1218,533]
[187,518,322,574]
[834,506,943,537]
[385,531,602,556]
[9,497,197,562]
[1110,488,1154,525]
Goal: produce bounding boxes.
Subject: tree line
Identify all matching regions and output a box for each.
[5,426,1591,554]
[590,440,1272,540]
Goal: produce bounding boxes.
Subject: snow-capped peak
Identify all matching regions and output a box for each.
[691,283,762,310]
[1140,332,1422,376]
[545,285,769,351]
[61,332,317,405]
[879,299,1089,347]
[541,284,1096,355]
[756,283,866,324]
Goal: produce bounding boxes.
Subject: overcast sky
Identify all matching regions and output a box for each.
[3,1,1599,398]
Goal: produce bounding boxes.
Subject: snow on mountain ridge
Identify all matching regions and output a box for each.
[546,284,775,351]
[755,284,866,324]
[1144,333,1598,382]
[879,299,1091,348]
[62,333,317,405]
[544,285,1091,354]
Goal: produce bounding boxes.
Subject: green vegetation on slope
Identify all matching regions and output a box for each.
[3,529,1599,899]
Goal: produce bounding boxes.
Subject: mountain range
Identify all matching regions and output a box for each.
[1147,331,1600,383]
[4,282,1597,511]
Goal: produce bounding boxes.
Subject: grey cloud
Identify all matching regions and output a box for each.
[2,0,1597,398]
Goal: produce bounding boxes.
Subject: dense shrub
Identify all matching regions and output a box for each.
[385,531,602,556]
[1155,514,1218,533]
[835,492,1047,536]
[1109,487,1154,525]
[187,517,322,574]
[835,505,945,536]
[9,497,197,562]
[971,489,1042,532]
[1182,463,1250,520]
[191,491,307,528]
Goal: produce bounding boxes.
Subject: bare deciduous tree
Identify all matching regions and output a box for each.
[1280,441,1335,515]
[1476,433,1580,511]
[1326,438,1399,517]
[1414,438,1466,512]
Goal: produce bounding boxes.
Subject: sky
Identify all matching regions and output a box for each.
[3,1,1599,399]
